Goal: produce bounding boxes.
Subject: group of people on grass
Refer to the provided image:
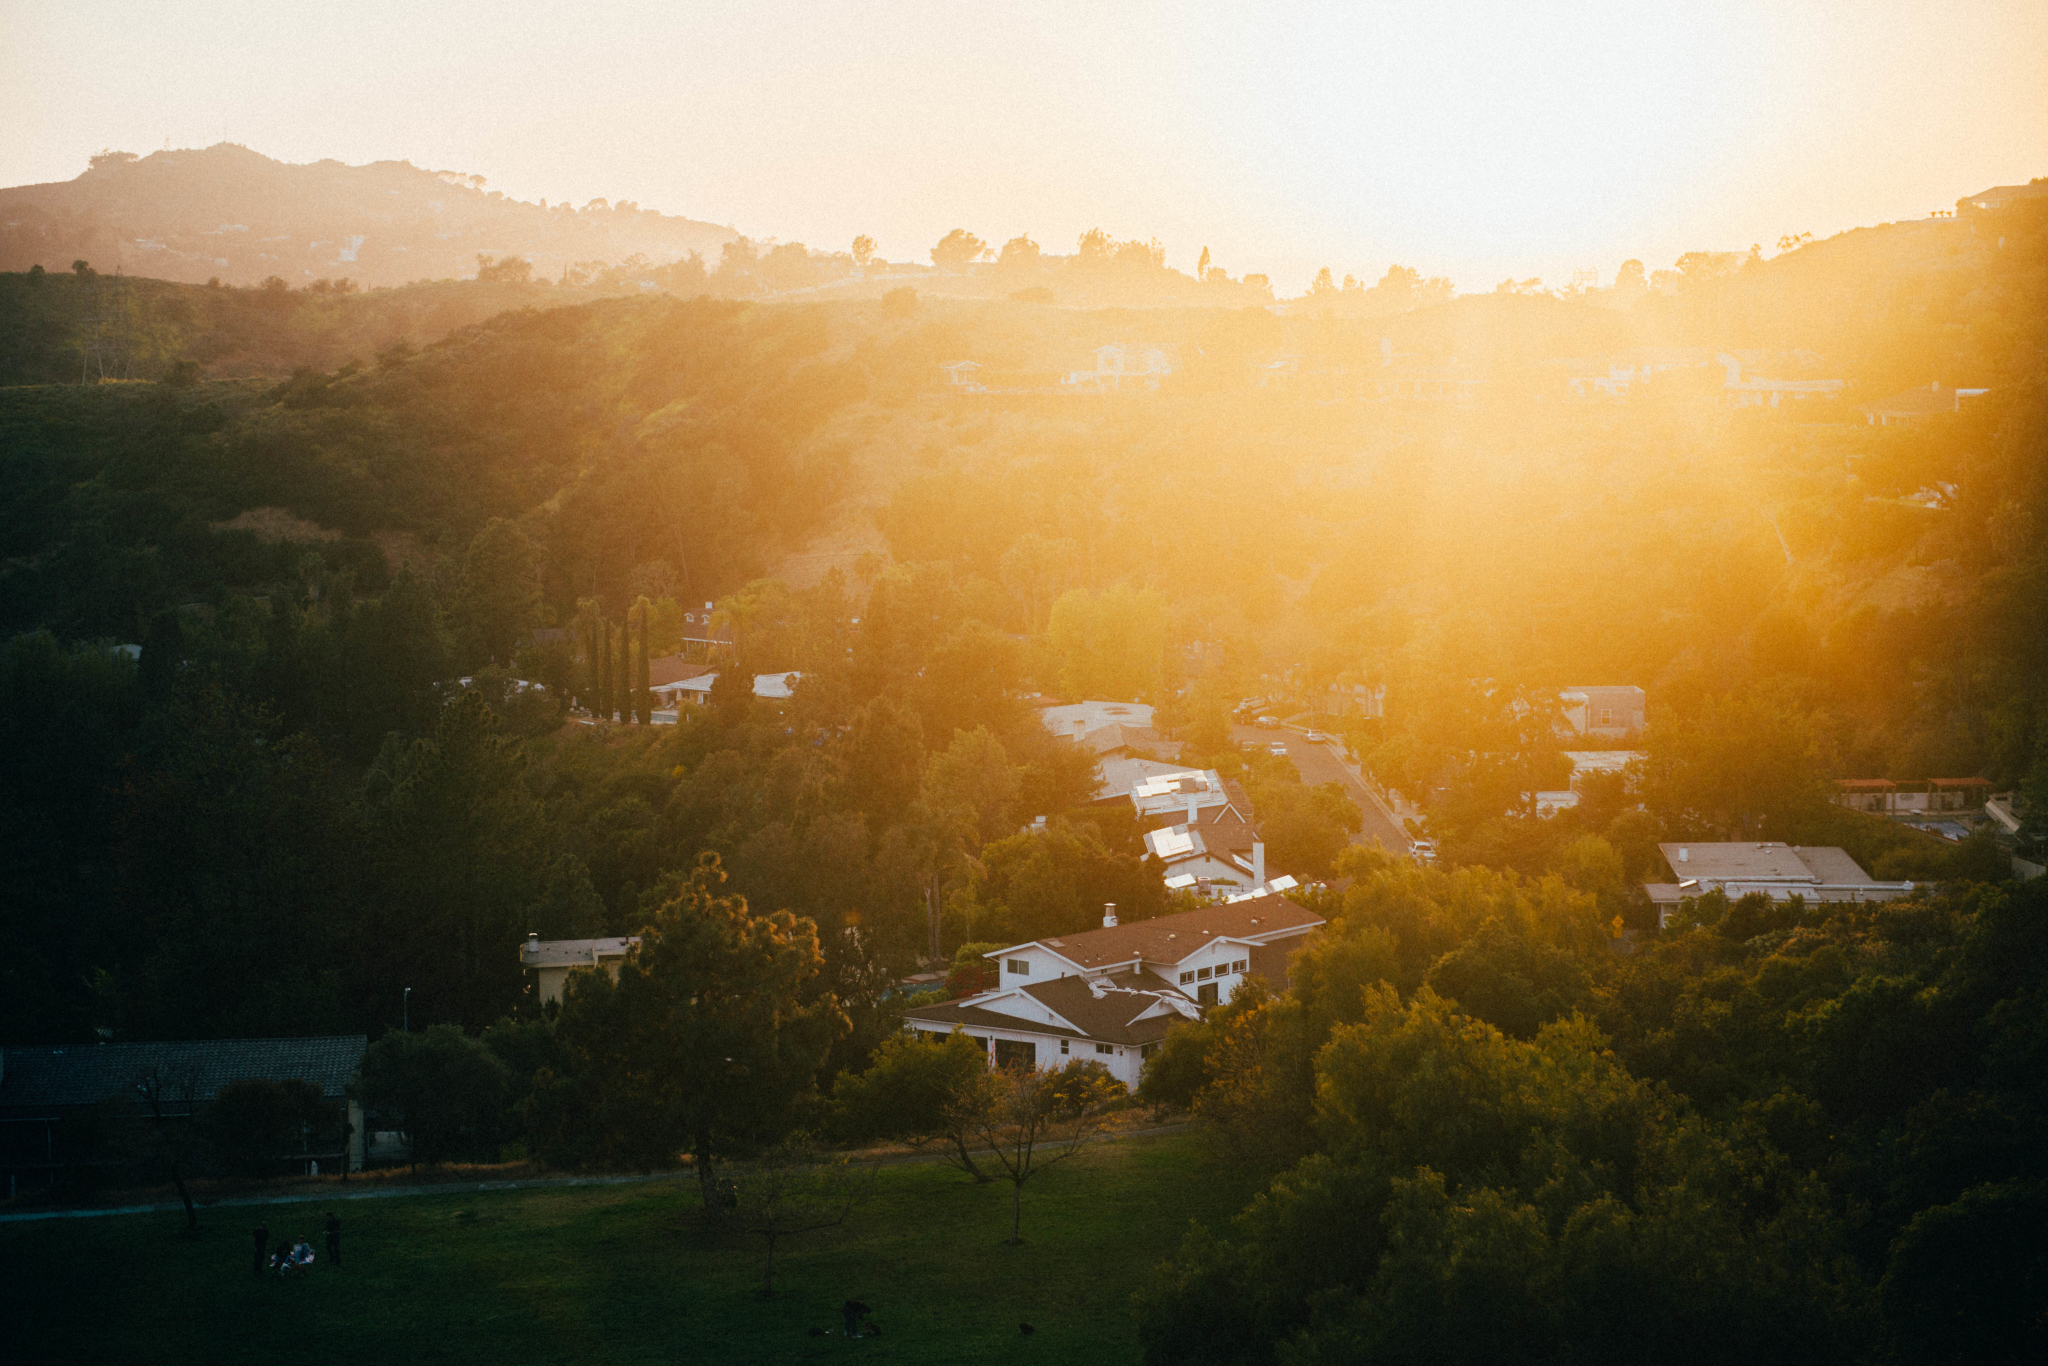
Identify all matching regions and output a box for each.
[252,1214,340,1276]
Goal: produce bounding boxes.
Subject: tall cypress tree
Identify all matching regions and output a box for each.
[617,615,632,723]
[637,602,654,723]
[595,617,612,721]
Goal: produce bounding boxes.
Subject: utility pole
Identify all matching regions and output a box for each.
[403,987,412,1033]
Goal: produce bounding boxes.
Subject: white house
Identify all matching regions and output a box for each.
[1641,843,1914,928]
[897,895,1324,1088]
[520,934,639,1005]
[1717,351,1845,409]
[1559,686,1645,737]
[655,670,804,707]
[1063,342,1178,391]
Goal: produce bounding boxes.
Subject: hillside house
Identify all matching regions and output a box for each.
[1063,342,1178,391]
[1642,842,1914,928]
[655,670,802,708]
[1861,382,1992,426]
[520,934,639,1005]
[937,360,985,390]
[1040,700,1156,748]
[1717,351,1846,408]
[1831,777,1992,816]
[1956,180,2048,213]
[897,895,1323,1088]
[1560,686,1645,737]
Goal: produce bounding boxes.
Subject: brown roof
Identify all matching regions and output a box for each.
[1837,779,1897,790]
[1929,777,1992,789]
[1246,932,1317,991]
[902,968,1191,1047]
[649,655,714,688]
[1019,894,1322,971]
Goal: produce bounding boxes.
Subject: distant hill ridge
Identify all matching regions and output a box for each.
[0,143,738,288]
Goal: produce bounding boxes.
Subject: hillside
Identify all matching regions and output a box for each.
[0,143,737,288]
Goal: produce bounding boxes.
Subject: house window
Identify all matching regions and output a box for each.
[994,1038,1036,1070]
[1599,708,1612,726]
[1232,959,1248,974]
[1141,1042,1158,1060]
[1095,1043,1114,1055]
[1196,967,1212,981]
[1198,983,1219,1006]
[1007,959,1030,976]
[1059,1039,1069,1055]
[1179,970,1194,984]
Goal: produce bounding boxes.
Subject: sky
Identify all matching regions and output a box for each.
[4,0,2045,293]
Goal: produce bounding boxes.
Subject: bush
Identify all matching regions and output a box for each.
[355,1024,513,1166]
[207,1078,338,1176]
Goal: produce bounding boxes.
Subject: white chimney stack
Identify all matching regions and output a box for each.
[1678,847,1689,863]
[1252,842,1265,889]
[1103,903,1118,928]
[1188,797,1200,826]
[526,932,539,955]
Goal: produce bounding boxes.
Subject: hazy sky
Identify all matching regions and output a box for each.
[5,0,2045,292]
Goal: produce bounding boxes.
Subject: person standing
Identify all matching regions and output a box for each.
[324,1212,341,1269]
[252,1223,269,1278]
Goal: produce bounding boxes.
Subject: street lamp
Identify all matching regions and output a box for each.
[403,987,412,1033]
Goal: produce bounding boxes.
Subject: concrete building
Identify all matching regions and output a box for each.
[1642,842,1914,928]
[520,934,639,1005]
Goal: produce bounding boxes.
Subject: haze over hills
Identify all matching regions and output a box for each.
[0,143,738,289]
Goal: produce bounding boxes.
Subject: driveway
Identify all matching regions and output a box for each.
[1232,725,1413,857]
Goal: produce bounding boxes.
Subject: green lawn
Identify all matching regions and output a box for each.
[4,1131,1260,1364]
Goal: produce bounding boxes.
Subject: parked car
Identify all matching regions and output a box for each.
[1410,839,1438,862]
[1256,714,1280,726]
[1304,729,1327,742]
[1268,742,1289,756]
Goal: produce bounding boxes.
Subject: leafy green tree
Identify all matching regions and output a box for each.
[1047,584,1167,700]
[923,725,1021,849]
[452,519,541,668]
[554,855,847,1203]
[355,1024,513,1167]
[929,229,987,270]
[207,1078,338,1176]
[830,1029,994,1179]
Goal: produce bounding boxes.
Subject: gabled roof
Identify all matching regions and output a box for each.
[903,968,1196,1046]
[0,1037,368,1110]
[999,894,1323,972]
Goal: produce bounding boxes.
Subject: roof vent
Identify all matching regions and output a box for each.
[1678,848,1689,862]
[526,932,540,953]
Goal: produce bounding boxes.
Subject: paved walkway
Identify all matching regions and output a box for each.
[0,1122,1190,1224]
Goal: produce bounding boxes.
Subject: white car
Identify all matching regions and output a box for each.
[1304,730,1327,742]
[1268,742,1289,756]
[1256,714,1280,726]
[1409,839,1437,862]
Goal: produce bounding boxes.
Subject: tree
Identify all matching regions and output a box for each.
[1047,584,1167,700]
[923,726,1021,849]
[881,286,918,317]
[967,1058,1123,1243]
[1309,268,1338,300]
[475,254,533,284]
[616,614,631,723]
[635,599,653,723]
[452,519,541,668]
[594,616,612,721]
[851,235,876,270]
[831,1029,994,1179]
[997,235,1041,272]
[207,1078,338,1176]
[722,1134,871,1297]
[554,855,847,1205]
[132,1063,207,1229]
[1197,246,1212,281]
[930,229,986,271]
[354,1025,511,1168]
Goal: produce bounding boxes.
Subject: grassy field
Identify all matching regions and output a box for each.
[3,1131,1261,1364]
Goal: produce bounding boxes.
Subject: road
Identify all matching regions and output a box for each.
[1231,725,1413,858]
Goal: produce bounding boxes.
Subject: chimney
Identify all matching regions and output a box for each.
[1678,847,1689,863]
[526,932,540,954]
[1252,842,1265,888]
[1103,903,1118,928]
[1188,797,1200,826]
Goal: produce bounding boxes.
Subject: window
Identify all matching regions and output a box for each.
[1232,959,1248,974]
[1140,1042,1158,1060]
[1178,970,1194,984]
[1198,982,1219,1006]
[1196,966,1212,981]
[1059,1039,1069,1055]
[1599,707,1612,726]
[1007,959,1030,976]
[994,1038,1036,1069]
[1095,1043,1114,1055]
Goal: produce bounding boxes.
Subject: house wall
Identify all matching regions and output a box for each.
[534,960,625,1006]
[912,1020,1148,1090]
[993,945,1091,984]
[1155,936,1258,1005]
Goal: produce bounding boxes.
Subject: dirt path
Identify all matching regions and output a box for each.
[0,1121,1192,1224]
